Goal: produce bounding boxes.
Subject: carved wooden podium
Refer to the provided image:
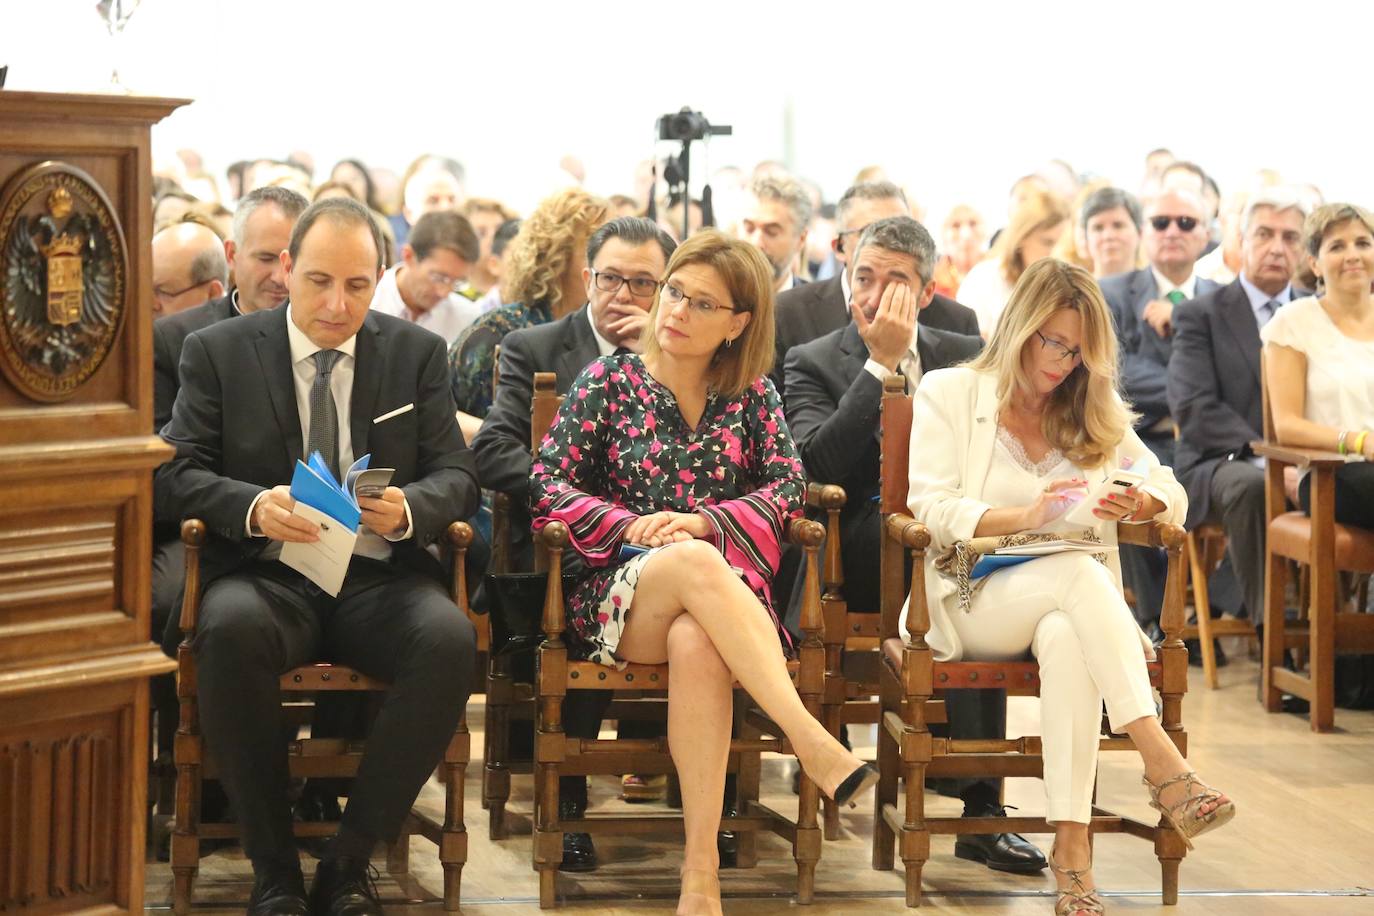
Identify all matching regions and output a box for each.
[0,90,188,913]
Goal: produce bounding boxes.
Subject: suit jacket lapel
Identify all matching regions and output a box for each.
[558,309,598,382]
[349,317,382,459]
[1216,282,1262,383]
[1132,268,1158,321]
[967,371,1000,499]
[254,308,304,465]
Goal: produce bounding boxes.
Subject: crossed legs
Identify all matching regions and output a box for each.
[615,540,862,912]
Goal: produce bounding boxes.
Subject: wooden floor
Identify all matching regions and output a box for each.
[145,644,1374,913]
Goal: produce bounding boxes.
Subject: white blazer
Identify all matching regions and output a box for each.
[902,367,1187,661]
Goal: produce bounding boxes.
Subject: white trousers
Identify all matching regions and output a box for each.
[947,553,1157,824]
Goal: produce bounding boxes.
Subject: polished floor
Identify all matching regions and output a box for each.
[144,643,1374,913]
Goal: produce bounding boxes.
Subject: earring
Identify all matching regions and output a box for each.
[725,337,734,349]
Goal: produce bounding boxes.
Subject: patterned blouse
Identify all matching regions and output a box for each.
[447,298,553,418]
[529,353,805,665]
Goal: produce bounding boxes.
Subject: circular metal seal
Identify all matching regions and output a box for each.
[0,161,129,402]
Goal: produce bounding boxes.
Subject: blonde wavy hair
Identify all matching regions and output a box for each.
[966,258,1136,469]
[996,189,1070,286]
[503,188,610,314]
[640,230,776,399]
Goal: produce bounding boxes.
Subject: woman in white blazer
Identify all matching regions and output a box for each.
[903,259,1234,916]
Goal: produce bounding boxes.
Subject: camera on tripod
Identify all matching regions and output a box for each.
[657,107,732,142]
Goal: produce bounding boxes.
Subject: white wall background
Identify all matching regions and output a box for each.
[2,0,1370,222]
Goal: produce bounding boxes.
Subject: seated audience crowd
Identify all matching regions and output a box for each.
[147,145,1369,916]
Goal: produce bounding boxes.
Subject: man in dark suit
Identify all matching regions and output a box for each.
[1100,188,1219,634]
[772,180,978,396]
[784,216,1045,875]
[149,187,309,788]
[156,199,478,916]
[1169,190,1308,638]
[472,215,675,872]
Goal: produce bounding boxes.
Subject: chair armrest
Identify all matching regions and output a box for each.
[787,517,825,548]
[535,522,570,639]
[1117,519,1184,550]
[178,519,207,635]
[805,481,847,511]
[446,521,475,612]
[883,513,930,550]
[1251,439,1347,470]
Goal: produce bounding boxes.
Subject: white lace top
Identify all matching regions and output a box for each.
[985,426,1084,535]
[1261,296,1374,459]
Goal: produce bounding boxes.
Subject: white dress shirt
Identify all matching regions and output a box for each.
[1150,266,1198,302]
[370,265,481,347]
[246,305,413,561]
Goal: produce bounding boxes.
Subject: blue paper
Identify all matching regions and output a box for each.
[288,451,370,529]
[970,553,1036,579]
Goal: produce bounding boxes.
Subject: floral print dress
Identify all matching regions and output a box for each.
[529,353,805,667]
[448,298,553,418]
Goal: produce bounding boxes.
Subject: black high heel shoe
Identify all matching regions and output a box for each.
[832,763,879,807]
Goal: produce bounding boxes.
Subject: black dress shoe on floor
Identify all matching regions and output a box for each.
[717,804,739,869]
[954,805,1047,874]
[293,783,343,860]
[558,795,597,872]
[1184,637,1227,668]
[248,865,309,916]
[308,855,382,916]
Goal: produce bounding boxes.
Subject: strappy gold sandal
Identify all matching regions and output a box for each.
[1143,771,1235,850]
[677,868,723,916]
[1047,847,1105,915]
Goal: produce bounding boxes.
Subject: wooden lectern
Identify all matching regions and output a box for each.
[0,90,188,913]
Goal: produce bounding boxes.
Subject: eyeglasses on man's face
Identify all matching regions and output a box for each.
[425,270,465,292]
[153,277,215,303]
[661,282,739,316]
[1035,329,1082,365]
[593,270,659,298]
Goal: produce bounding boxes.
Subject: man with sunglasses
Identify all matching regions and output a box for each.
[772,180,979,397]
[473,216,680,874]
[1100,189,1220,635]
[783,216,1046,876]
[370,210,481,346]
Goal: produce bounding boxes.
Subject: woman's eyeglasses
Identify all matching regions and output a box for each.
[1035,329,1082,365]
[661,282,739,315]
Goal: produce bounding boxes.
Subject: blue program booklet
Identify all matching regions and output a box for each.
[279,452,394,596]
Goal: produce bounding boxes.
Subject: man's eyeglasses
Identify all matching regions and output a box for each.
[592,270,659,297]
[835,227,865,254]
[1148,215,1199,233]
[153,278,215,302]
[426,270,465,292]
[1035,329,1082,365]
[662,282,738,316]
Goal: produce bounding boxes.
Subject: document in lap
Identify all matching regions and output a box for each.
[969,538,1115,579]
[279,452,394,596]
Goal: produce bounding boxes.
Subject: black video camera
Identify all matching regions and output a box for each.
[657,108,732,142]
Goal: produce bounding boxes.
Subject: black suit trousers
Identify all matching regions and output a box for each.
[1205,460,1267,621]
[193,558,475,864]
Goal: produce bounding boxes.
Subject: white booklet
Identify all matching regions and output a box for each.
[280,501,358,597]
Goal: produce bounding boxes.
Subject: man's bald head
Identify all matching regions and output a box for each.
[151,221,228,317]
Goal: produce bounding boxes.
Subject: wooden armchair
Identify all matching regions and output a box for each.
[1253,355,1374,731]
[807,480,886,841]
[869,376,1191,907]
[483,371,558,839]
[170,519,475,913]
[529,515,829,907]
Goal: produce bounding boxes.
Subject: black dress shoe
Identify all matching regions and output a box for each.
[293,783,343,860]
[717,804,738,869]
[558,795,597,873]
[954,805,1047,875]
[308,855,382,916]
[248,865,309,916]
[1184,637,1228,668]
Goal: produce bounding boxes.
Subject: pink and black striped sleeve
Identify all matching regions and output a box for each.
[529,359,636,566]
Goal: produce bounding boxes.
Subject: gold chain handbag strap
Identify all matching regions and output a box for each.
[933,530,1106,613]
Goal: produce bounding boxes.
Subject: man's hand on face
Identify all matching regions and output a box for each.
[603,305,651,352]
[852,281,917,371]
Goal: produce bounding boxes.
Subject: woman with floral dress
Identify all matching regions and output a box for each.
[530,231,875,916]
